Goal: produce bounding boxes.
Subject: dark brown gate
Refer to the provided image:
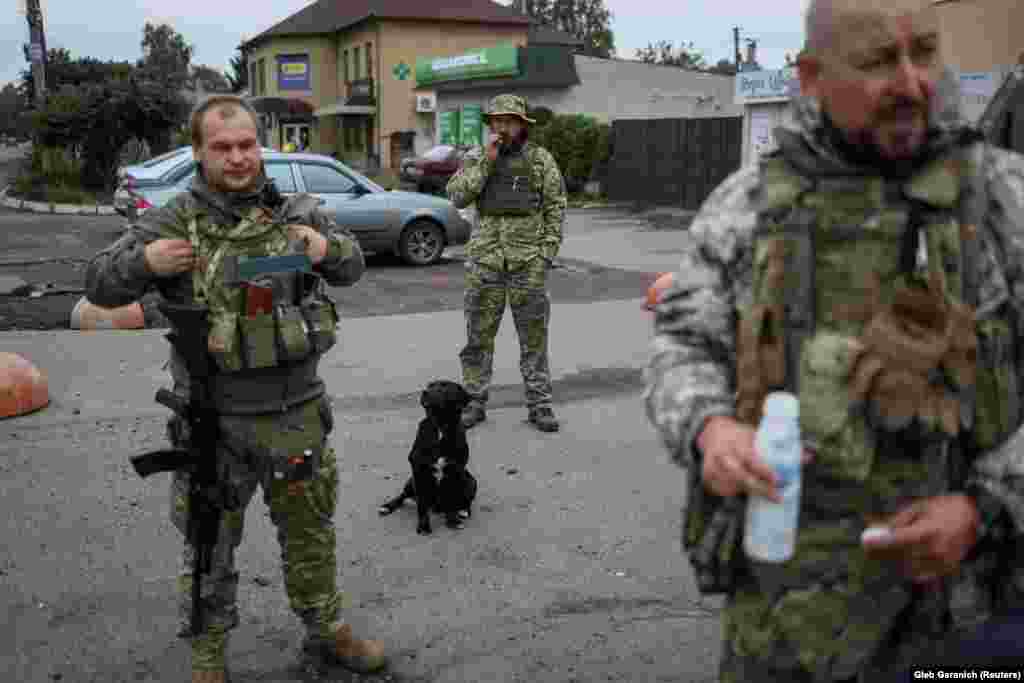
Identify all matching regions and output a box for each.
[606,117,743,209]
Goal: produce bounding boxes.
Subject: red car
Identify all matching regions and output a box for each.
[400,144,469,195]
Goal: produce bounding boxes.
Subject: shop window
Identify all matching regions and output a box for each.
[354,46,361,80]
[257,58,267,96]
[300,163,357,194]
[365,42,373,79]
[342,49,349,83]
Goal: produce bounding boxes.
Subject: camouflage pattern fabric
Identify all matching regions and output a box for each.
[446,142,567,271]
[447,130,566,409]
[459,258,552,408]
[175,398,346,671]
[84,171,365,671]
[483,94,537,123]
[644,86,1024,682]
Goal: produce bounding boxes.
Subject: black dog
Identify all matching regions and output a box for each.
[378,380,478,534]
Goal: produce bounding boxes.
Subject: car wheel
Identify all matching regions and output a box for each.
[398,220,445,266]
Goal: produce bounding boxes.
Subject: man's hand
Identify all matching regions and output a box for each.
[861,494,980,583]
[144,239,195,277]
[287,224,328,265]
[697,415,816,502]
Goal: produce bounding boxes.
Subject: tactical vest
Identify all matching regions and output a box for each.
[477,145,542,217]
[684,143,1021,598]
[166,194,340,414]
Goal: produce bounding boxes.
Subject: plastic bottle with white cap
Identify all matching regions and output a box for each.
[744,391,802,563]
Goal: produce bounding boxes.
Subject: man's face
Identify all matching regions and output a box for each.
[798,6,942,160]
[195,107,262,194]
[488,115,526,146]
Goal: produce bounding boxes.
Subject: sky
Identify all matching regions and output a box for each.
[1,0,809,89]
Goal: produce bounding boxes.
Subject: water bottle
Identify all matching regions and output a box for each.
[744,392,802,563]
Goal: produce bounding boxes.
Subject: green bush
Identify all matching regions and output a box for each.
[532,113,610,194]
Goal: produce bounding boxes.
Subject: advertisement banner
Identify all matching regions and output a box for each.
[416,45,519,87]
[735,68,800,104]
[277,54,311,92]
[440,110,460,145]
[460,105,483,147]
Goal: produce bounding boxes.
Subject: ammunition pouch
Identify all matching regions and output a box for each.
[849,283,975,440]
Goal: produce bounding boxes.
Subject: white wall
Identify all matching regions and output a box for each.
[430,56,744,147]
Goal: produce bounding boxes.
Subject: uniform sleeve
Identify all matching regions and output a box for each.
[538,148,567,262]
[445,146,494,209]
[643,166,760,469]
[964,146,1024,534]
[308,207,365,287]
[83,199,188,308]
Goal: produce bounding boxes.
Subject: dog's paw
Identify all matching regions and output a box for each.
[445,514,465,529]
[378,504,395,516]
[417,520,433,535]
[458,509,471,520]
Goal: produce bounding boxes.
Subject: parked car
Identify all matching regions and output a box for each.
[399,144,470,195]
[114,150,473,266]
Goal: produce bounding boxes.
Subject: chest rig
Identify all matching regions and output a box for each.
[477,144,542,216]
[179,195,339,375]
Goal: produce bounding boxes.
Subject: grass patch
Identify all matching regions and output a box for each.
[9,165,111,205]
[567,191,610,209]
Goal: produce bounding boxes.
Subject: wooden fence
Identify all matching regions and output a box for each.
[605,116,743,209]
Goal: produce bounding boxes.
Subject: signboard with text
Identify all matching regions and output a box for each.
[416,45,519,87]
[460,105,483,147]
[277,54,311,92]
[735,68,799,105]
[439,110,460,145]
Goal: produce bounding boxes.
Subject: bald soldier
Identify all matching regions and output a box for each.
[645,1,1024,680]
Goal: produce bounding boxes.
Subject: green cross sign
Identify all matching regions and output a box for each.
[392,62,410,81]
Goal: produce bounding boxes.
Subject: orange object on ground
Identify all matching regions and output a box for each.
[0,352,50,418]
[69,297,145,330]
[644,272,674,311]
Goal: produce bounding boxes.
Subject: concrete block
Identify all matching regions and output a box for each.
[54,204,81,215]
[22,200,47,213]
[3,196,22,210]
[98,206,117,216]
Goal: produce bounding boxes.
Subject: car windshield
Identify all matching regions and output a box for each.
[423,146,454,162]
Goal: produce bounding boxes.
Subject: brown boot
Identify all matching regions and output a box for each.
[191,670,227,683]
[305,623,387,674]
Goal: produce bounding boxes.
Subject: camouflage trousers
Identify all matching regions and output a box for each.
[169,396,345,671]
[719,568,953,683]
[459,258,552,408]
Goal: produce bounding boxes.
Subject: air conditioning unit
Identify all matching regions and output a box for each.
[416,92,437,113]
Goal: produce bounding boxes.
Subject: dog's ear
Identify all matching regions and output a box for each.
[456,383,471,409]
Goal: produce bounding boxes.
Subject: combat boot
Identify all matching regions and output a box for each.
[191,669,229,683]
[461,403,486,429]
[303,623,387,674]
[528,405,560,433]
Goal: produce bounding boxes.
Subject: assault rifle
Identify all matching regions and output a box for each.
[130,302,242,637]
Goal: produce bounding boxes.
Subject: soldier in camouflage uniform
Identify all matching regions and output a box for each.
[85,95,386,683]
[645,2,1024,681]
[447,94,568,433]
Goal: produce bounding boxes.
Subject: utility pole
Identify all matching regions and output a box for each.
[733,27,742,70]
[23,0,48,107]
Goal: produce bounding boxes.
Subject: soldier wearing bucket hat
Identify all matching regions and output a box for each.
[447,94,567,433]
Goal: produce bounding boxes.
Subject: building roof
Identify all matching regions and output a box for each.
[245,0,530,47]
[432,45,580,92]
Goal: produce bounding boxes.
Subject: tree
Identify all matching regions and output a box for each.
[225,49,248,93]
[191,65,231,93]
[19,48,132,104]
[137,22,194,89]
[635,40,707,71]
[524,0,616,58]
[0,84,28,138]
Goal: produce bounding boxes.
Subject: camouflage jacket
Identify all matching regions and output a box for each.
[446,141,567,270]
[645,92,1024,609]
[85,171,364,309]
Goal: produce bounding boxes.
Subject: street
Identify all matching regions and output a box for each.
[0,161,720,682]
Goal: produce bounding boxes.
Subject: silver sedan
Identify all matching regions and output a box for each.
[115,149,473,266]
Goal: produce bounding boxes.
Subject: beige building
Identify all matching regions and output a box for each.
[241,0,533,171]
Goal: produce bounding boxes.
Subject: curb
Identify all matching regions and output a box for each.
[0,186,118,216]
